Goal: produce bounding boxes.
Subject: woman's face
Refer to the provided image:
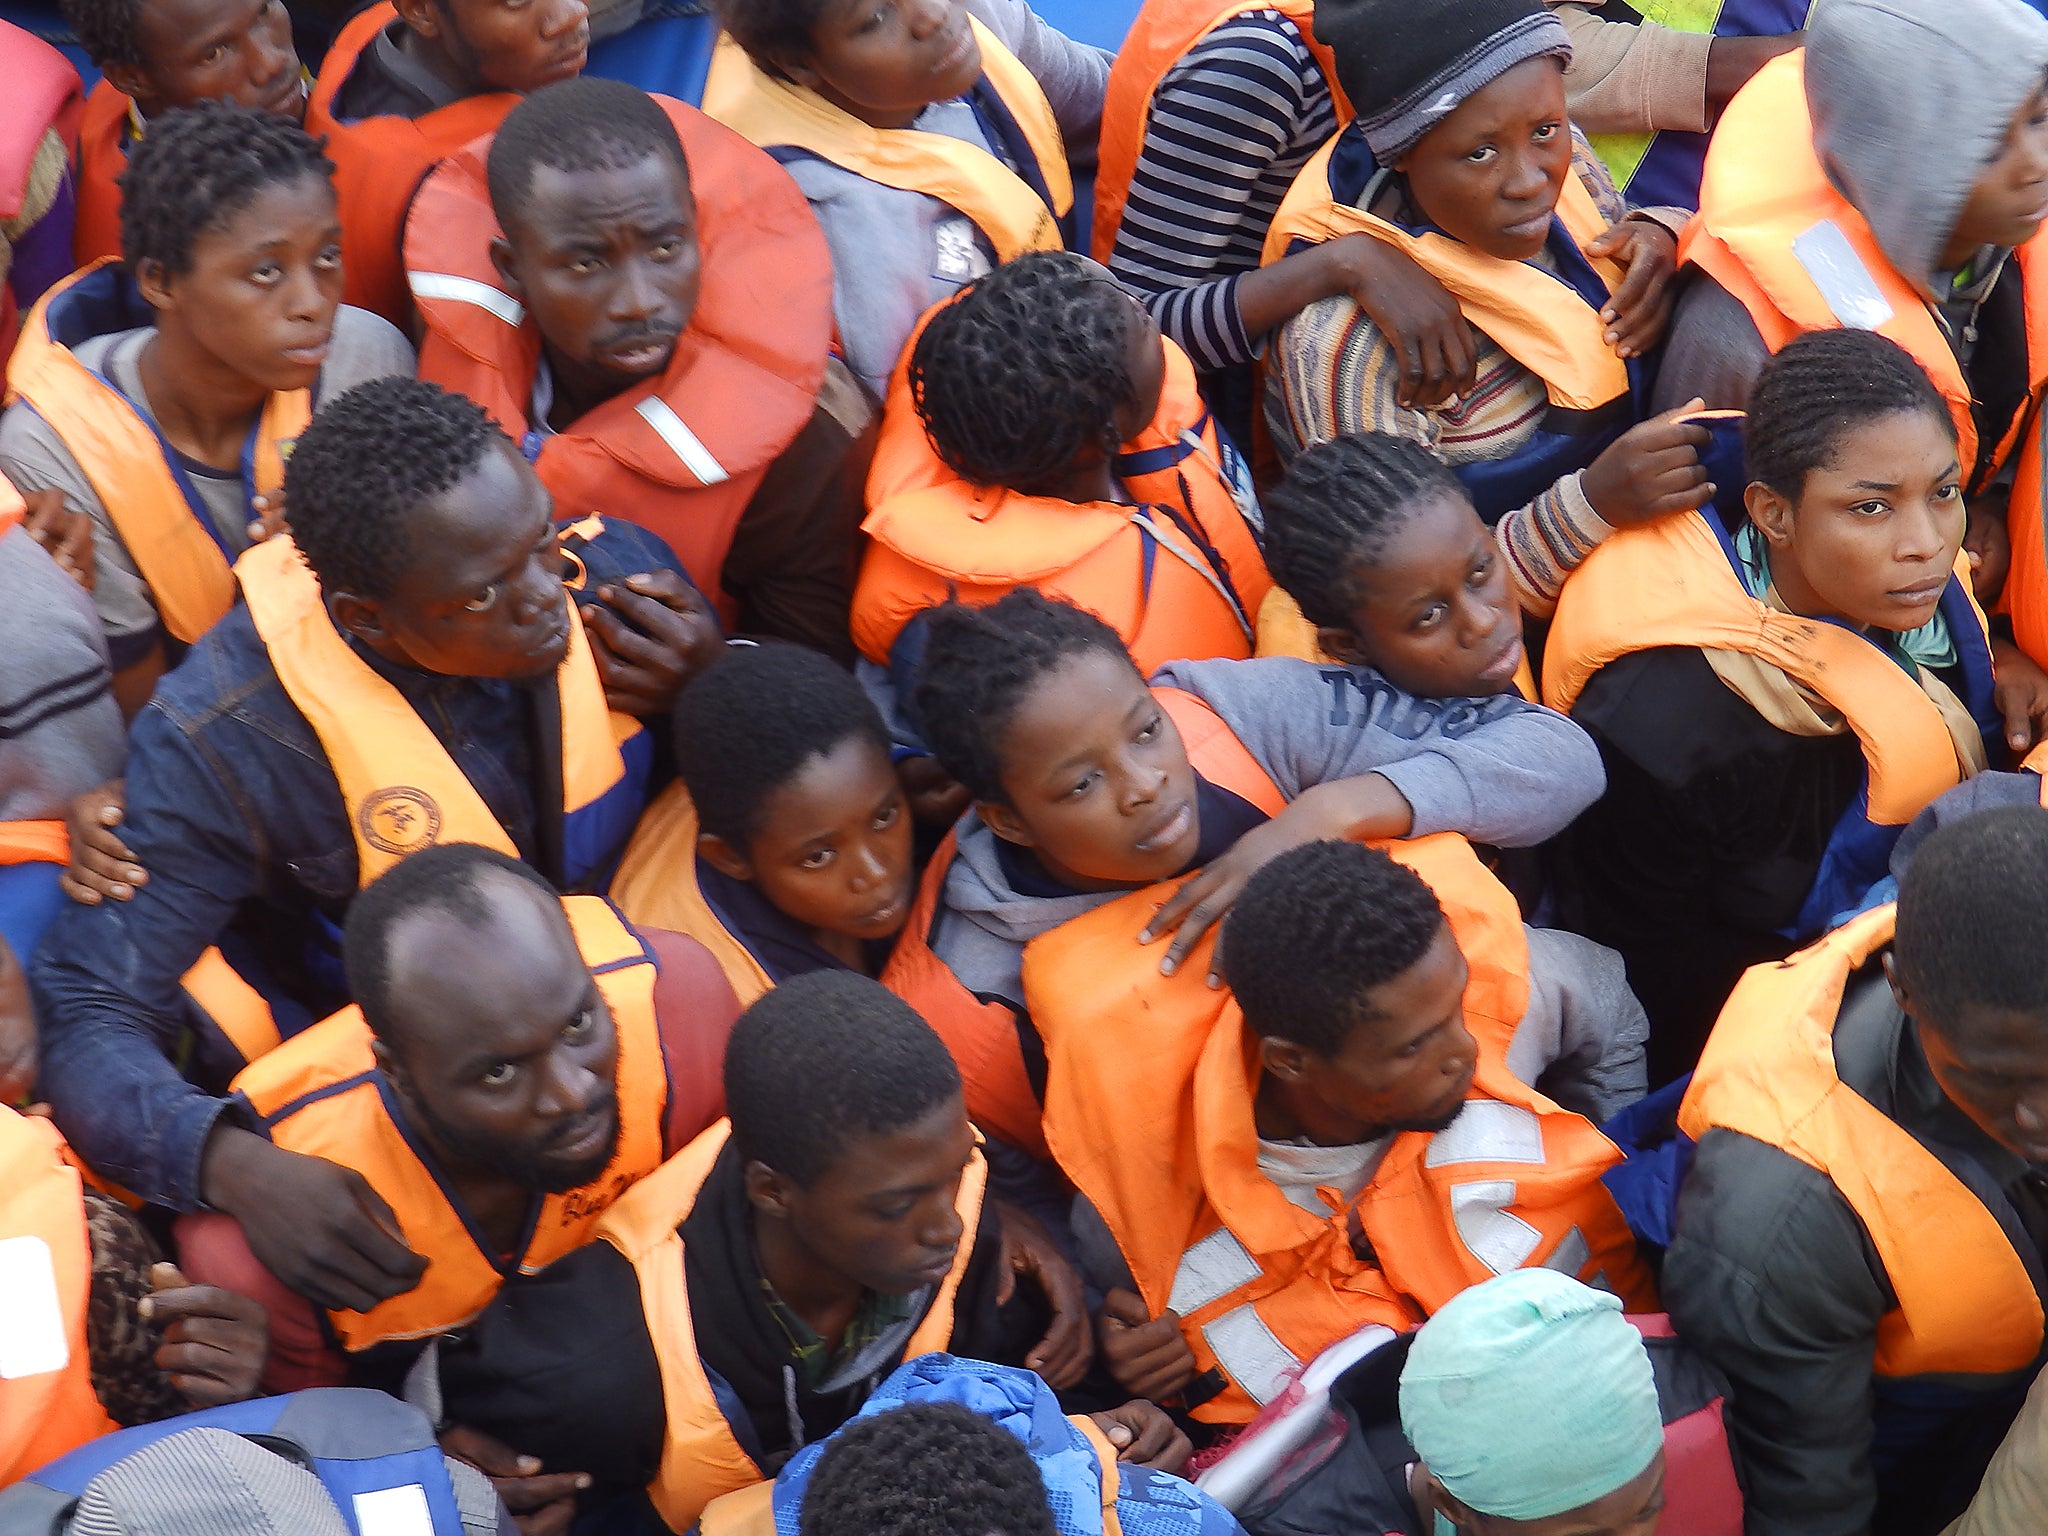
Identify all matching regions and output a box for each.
[1395,57,1572,262]
[790,0,981,129]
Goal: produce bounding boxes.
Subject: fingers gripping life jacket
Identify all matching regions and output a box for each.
[592,1121,989,1533]
[69,80,125,270]
[1091,0,1346,264]
[0,26,81,356]
[405,99,834,623]
[1680,903,2046,1379]
[230,897,666,1351]
[609,781,774,1008]
[702,20,1071,263]
[6,262,310,647]
[1031,834,1654,1425]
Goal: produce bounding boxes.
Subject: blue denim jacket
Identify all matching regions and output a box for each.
[30,519,685,1210]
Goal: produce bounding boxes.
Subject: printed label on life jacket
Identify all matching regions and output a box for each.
[0,1235,68,1379]
[353,1483,436,1536]
[1791,220,1897,332]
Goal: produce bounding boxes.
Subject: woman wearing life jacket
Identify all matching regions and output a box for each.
[701,0,1107,404]
[1546,328,2048,1082]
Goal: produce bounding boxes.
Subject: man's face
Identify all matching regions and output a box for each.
[120,0,304,120]
[405,0,588,96]
[1919,1004,2048,1164]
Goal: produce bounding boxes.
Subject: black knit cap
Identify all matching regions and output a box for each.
[1313,0,1572,161]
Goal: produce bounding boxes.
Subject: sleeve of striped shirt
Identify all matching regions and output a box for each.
[1108,12,1337,372]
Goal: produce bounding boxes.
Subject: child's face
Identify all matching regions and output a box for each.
[1394,57,1571,263]
[790,0,981,130]
[1320,491,1524,698]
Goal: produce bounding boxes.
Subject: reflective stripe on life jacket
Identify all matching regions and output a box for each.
[234,532,649,890]
[1032,832,1653,1424]
[6,262,310,646]
[70,80,127,269]
[702,19,1070,262]
[231,897,666,1350]
[593,1120,988,1532]
[406,97,833,622]
[610,781,774,1008]
[1679,904,2046,1378]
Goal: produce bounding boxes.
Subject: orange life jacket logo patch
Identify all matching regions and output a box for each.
[359,787,443,856]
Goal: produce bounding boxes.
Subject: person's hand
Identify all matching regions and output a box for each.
[1992,636,2048,755]
[993,1199,1092,1389]
[1585,220,1679,360]
[200,1127,427,1314]
[1087,1400,1192,1472]
[577,571,723,717]
[0,934,33,1106]
[22,487,94,592]
[1966,497,2012,607]
[1319,235,1478,410]
[1580,401,1714,529]
[142,1261,269,1406]
[245,490,287,545]
[897,754,972,830]
[1096,1288,1196,1403]
[440,1425,589,1536]
[62,780,144,905]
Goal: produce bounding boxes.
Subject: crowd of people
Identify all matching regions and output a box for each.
[4,0,2048,1531]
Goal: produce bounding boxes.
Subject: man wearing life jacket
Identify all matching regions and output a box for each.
[1036,838,1654,1428]
[0,103,414,714]
[408,77,866,656]
[0,23,80,367]
[30,378,720,1318]
[415,973,1094,1535]
[701,0,1108,404]
[304,0,589,325]
[57,0,306,267]
[1664,804,2048,1535]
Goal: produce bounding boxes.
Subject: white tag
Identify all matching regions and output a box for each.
[352,1484,435,1536]
[932,216,991,284]
[1791,220,1897,331]
[0,1235,70,1380]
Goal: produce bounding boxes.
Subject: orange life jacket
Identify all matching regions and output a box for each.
[0,1108,117,1486]
[231,896,665,1351]
[6,261,310,646]
[1091,0,1343,264]
[1679,903,2045,1379]
[406,98,832,622]
[304,2,519,325]
[1032,832,1654,1425]
[593,1119,988,1533]
[69,79,125,270]
[609,781,774,1008]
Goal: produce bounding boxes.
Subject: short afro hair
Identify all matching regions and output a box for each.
[119,101,334,276]
[487,77,689,229]
[61,0,145,72]
[1895,804,2048,1040]
[285,377,510,601]
[913,591,1137,806]
[1220,840,1447,1056]
[705,0,831,79]
[799,1403,1058,1536]
[725,971,963,1187]
[674,643,891,851]
[910,252,1146,495]
[344,843,560,1046]
[1745,328,1955,502]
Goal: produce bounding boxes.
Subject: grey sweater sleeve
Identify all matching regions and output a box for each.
[1152,657,1606,847]
[966,0,1111,166]
[1507,926,1649,1123]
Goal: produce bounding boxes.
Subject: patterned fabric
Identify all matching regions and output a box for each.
[63,1428,351,1536]
[760,1278,918,1392]
[82,1193,184,1430]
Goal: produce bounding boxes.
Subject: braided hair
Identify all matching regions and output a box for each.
[1744,328,1955,502]
[799,1403,1059,1536]
[913,590,1136,805]
[910,252,1143,494]
[61,0,146,73]
[119,101,333,275]
[1263,432,1467,630]
[705,0,832,78]
[486,78,689,228]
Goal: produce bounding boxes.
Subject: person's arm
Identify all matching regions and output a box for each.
[642,928,742,1153]
[1648,272,1773,414]
[1944,1364,2048,1536]
[1548,3,1716,136]
[1508,925,1650,1121]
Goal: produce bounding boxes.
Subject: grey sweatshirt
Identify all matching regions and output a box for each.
[0,524,125,825]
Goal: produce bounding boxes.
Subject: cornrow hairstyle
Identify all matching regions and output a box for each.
[486,78,689,228]
[285,377,508,602]
[61,0,146,72]
[1895,805,2048,1044]
[704,0,833,78]
[1263,432,1468,630]
[913,591,1138,805]
[909,252,1143,494]
[119,101,334,276]
[799,1402,1059,1536]
[725,971,963,1187]
[1744,328,1955,502]
[1221,840,1446,1057]
[673,643,891,851]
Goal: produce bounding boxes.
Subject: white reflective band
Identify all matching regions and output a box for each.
[0,1236,68,1379]
[1203,1303,1302,1406]
[1790,221,1896,331]
[1169,1226,1263,1316]
[635,396,729,486]
[406,271,526,327]
[1424,1100,1545,1169]
[1540,1225,1592,1281]
[1450,1180,1543,1274]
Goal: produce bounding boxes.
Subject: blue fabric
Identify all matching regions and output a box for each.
[584,3,718,101]
[1599,1076,1696,1251]
[0,860,66,969]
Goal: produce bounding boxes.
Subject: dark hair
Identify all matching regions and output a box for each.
[344,843,560,1044]
[799,1403,1058,1536]
[704,0,831,80]
[1221,840,1446,1055]
[118,102,334,276]
[674,643,891,850]
[725,971,963,1187]
[909,252,1143,493]
[61,0,146,73]
[285,377,509,601]
[1263,432,1468,631]
[1744,328,1955,501]
[913,591,1136,805]
[486,77,690,227]
[1895,805,2048,1039]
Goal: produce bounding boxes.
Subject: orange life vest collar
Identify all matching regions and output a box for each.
[70,79,127,268]
[610,781,775,1009]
